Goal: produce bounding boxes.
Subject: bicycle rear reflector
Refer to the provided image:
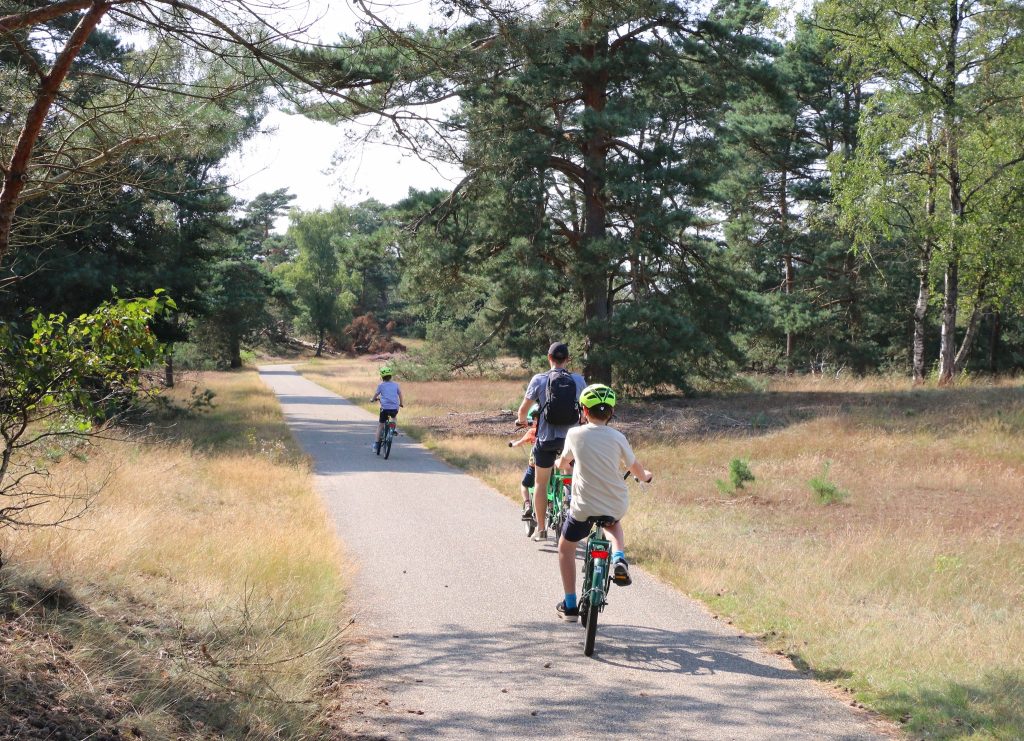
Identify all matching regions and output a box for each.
[590,550,609,559]
[562,477,573,485]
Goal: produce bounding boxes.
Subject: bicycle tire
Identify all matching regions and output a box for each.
[583,594,600,656]
[383,429,393,459]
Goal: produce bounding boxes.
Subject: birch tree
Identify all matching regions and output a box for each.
[819,0,1024,383]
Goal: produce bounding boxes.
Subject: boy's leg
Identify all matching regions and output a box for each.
[605,521,632,586]
[557,533,577,596]
[606,521,626,554]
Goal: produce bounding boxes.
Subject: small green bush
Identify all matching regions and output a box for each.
[809,461,849,504]
[716,457,755,495]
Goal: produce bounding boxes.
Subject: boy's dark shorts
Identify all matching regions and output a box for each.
[561,515,620,543]
[379,408,399,423]
[521,464,536,489]
[531,438,565,468]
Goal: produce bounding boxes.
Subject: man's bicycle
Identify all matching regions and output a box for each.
[377,417,397,460]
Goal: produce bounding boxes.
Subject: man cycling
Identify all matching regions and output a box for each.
[516,342,586,541]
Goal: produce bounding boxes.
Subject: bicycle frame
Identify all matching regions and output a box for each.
[580,521,614,656]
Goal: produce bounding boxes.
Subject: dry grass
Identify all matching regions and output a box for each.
[301,357,1024,740]
[0,370,348,739]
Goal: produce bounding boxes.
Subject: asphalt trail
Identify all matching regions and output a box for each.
[259,365,894,740]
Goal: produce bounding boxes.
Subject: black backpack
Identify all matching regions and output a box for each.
[542,369,580,426]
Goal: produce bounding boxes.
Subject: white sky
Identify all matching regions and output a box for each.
[222,0,461,226]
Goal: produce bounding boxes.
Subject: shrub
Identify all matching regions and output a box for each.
[809,461,849,504]
[715,457,755,495]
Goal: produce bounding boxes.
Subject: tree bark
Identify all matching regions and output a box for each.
[577,19,612,384]
[937,4,963,387]
[913,149,937,384]
[780,169,794,373]
[229,337,242,369]
[937,259,959,385]
[953,299,983,376]
[164,354,174,388]
[0,2,109,264]
[988,308,1001,373]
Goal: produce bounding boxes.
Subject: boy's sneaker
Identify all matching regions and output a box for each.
[556,600,579,622]
[613,559,632,587]
[532,528,548,542]
[373,441,380,453]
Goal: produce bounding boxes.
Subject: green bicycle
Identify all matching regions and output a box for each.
[524,471,571,539]
[578,516,617,656]
[377,417,396,460]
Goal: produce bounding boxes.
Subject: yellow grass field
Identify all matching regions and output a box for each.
[0,370,348,739]
[302,355,1024,740]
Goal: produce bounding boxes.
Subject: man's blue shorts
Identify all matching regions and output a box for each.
[531,438,565,468]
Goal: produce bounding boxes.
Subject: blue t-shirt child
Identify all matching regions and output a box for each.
[375,380,401,411]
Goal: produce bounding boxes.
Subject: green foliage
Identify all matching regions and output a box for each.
[809,461,849,505]
[715,458,756,495]
[0,292,174,526]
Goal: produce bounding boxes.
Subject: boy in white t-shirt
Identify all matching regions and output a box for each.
[553,383,652,622]
[371,365,403,453]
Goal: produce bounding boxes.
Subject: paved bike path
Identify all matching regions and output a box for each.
[259,365,894,740]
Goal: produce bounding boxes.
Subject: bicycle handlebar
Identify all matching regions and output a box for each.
[623,470,653,483]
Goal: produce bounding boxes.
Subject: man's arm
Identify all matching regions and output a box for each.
[517,395,533,426]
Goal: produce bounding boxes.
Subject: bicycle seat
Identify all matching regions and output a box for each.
[587,516,618,526]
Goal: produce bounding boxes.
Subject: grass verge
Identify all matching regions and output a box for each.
[0,369,348,739]
[300,355,1024,740]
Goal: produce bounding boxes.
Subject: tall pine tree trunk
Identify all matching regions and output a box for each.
[229,336,242,369]
[578,20,612,384]
[0,2,109,263]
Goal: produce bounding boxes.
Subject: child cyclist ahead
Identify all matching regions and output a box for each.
[371,365,403,453]
[553,383,652,622]
[509,404,540,521]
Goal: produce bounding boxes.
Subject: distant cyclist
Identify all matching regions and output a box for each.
[516,342,586,541]
[371,365,403,454]
[553,383,652,621]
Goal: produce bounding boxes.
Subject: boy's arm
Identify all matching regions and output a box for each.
[556,446,574,473]
[627,457,653,483]
[398,387,404,407]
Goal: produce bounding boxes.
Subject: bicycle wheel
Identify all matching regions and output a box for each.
[383,428,393,459]
[583,595,600,656]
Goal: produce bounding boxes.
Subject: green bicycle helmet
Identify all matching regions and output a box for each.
[579,383,616,409]
[379,365,393,378]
